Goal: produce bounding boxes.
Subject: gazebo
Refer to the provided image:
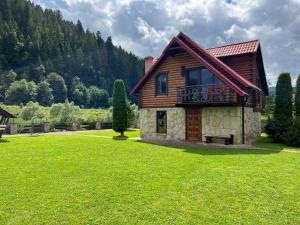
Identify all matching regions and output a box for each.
[0,107,16,138]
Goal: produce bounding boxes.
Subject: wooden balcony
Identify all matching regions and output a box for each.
[176,84,239,106]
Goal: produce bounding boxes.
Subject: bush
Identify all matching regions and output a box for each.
[284,119,300,146]
[50,101,82,125]
[127,102,139,128]
[21,101,45,121]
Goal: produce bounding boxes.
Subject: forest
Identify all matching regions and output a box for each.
[0,0,144,107]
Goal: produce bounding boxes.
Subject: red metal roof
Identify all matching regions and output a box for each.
[207,40,259,58]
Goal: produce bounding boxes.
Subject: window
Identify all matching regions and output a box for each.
[156,111,167,133]
[186,68,222,86]
[156,73,168,95]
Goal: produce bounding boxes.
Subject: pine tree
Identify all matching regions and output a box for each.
[112,80,127,136]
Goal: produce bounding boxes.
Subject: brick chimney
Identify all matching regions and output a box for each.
[144,56,155,73]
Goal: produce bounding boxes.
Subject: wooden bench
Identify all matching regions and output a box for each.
[205,134,234,145]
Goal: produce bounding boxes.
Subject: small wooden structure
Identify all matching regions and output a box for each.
[0,107,16,138]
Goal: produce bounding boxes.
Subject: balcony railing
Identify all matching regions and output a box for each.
[176,84,238,105]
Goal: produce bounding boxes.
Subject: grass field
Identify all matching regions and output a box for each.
[76,129,140,138]
[0,133,299,224]
[253,133,300,152]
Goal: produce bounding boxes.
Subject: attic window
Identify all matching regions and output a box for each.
[156,73,168,96]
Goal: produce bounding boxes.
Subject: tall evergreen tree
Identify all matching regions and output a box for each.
[267,73,293,142]
[295,74,300,118]
[112,80,127,137]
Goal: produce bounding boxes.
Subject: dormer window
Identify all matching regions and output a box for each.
[156,73,168,96]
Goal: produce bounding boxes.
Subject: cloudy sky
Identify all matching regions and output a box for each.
[32,0,300,85]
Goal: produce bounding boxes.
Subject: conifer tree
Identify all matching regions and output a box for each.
[295,74,300,118]
[112,80,127,137]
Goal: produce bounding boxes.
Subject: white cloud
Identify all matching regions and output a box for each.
[33,0,300,85]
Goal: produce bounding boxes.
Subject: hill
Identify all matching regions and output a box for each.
[0,0,144,106]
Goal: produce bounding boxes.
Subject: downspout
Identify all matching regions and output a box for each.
[242,95,248,144]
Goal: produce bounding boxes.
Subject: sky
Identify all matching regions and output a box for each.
[32,0,300,86]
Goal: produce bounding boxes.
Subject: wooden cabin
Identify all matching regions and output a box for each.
[130,32,268,144]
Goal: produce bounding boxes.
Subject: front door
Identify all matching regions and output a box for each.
[186,108,202,141]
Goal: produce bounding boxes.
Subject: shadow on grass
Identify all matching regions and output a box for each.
[113,136,128,141]
[136,140,280,155]
[0,139,9,143]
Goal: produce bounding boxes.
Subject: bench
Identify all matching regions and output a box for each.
[205,134,234,145]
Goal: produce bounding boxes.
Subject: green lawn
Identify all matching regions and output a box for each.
[0,134,299,224]
[76,129,140,138]
[253,133,300,152]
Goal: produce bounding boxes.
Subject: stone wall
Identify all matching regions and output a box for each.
[202,107,261,144]
[140,106,261,144]
[139,108,185,140]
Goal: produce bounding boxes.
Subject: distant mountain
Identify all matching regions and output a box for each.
[0,0,144,97]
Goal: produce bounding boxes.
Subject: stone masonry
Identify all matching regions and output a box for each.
[140,106,261,144]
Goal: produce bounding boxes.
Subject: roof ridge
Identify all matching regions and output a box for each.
[207,39,259,50]
[177,32,260,91]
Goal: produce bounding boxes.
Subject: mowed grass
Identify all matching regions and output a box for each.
[253,133,300,152]
[0,135,299,224]
[76,129,140,138]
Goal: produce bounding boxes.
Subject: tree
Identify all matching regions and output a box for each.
[5,79,37,105]
[47,72,67,103]
[266,73,293,142]
[295,74,300,118]
[112,80,127,136]
[21,101,45,121]
[71,77,90,107]
[3,70,17,88]
[89,86,109,108]
[36,81,53,106]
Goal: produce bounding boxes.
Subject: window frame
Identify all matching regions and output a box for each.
[156,110,167,134]
[185,67,222,86]
[155,72,168,96]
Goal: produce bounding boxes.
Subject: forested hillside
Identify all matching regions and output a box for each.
[0,0,144,107]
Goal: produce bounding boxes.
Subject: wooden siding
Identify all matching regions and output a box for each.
[140,52,201,108]
[140,52,263,108]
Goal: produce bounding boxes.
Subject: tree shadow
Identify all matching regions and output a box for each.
[0,139,9,143]
[113,136,129,141]
[136,140,280,155]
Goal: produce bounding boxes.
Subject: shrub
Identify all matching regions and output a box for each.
[112,80,127,136]
[267,73,293,142]
[127,102,139,128]
[284,119,300,146]
[21,101,45,121]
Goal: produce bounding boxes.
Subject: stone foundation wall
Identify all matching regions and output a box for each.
[202,107,243,144]
[140,106,261,144]
[140,108,185,140]
[202,107,261,144]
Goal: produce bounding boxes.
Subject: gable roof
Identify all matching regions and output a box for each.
[130,32,263,96]
[0,107,16,118]
[207,40,259,57]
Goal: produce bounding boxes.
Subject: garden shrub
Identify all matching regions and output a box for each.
[284,119,300,146]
